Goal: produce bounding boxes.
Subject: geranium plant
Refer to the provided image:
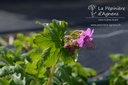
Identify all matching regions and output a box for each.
[109,54,128,85]
[0,19,96,85]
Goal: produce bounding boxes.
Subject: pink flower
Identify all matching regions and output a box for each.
[77,28,95,50]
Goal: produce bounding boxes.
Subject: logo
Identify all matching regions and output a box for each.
[88,4,97,18]
[87,4,125,18]
[86,4,126,27]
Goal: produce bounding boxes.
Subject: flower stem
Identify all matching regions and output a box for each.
[47,65,55,85]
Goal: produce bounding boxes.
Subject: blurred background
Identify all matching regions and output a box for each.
[0,0,127,81]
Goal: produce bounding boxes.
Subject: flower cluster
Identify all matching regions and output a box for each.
[63,28,95,54]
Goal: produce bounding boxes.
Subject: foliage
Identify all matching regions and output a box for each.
[109,54,128,85]
[52,62,96,85]
[0,19,96,85]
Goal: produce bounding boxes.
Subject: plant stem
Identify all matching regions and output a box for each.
[47,65,55,85]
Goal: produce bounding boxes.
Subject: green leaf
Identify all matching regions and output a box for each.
[0,79,10,85]
[0,47,14,65]
[26,55,46,78]
[109,54,128,85]
[0,69,5,77]
[37,67,46,78]
[17,33,25,41]
[53,62,93,85]
[50,19,68,38]
[36,21,50,34]
[34,33,60,51]
[54,63,72,84]
[28,49,42,62]
[44,47,60,66]
[34,20,69,67]
[13,33,26,53]
[52,76,62,85]
[42,47,51,61]
[25,74,38,84]
[36,19,68,39]
[73,63,96,78]
[36,58,46,78]
[26,60,39,75]
[84,68,97,76]
[43,23,58,38]
[11,73,26,85]
[0,65,23,78]
[60,48,74,64]
[109,54,122,62]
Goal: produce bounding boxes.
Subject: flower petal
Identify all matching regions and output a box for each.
[77,36,85,47]
[90,29,94,36]
[90,37,93,41]
[84,28,91,35]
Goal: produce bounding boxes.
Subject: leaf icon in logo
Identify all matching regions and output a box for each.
[88,4,97,18]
